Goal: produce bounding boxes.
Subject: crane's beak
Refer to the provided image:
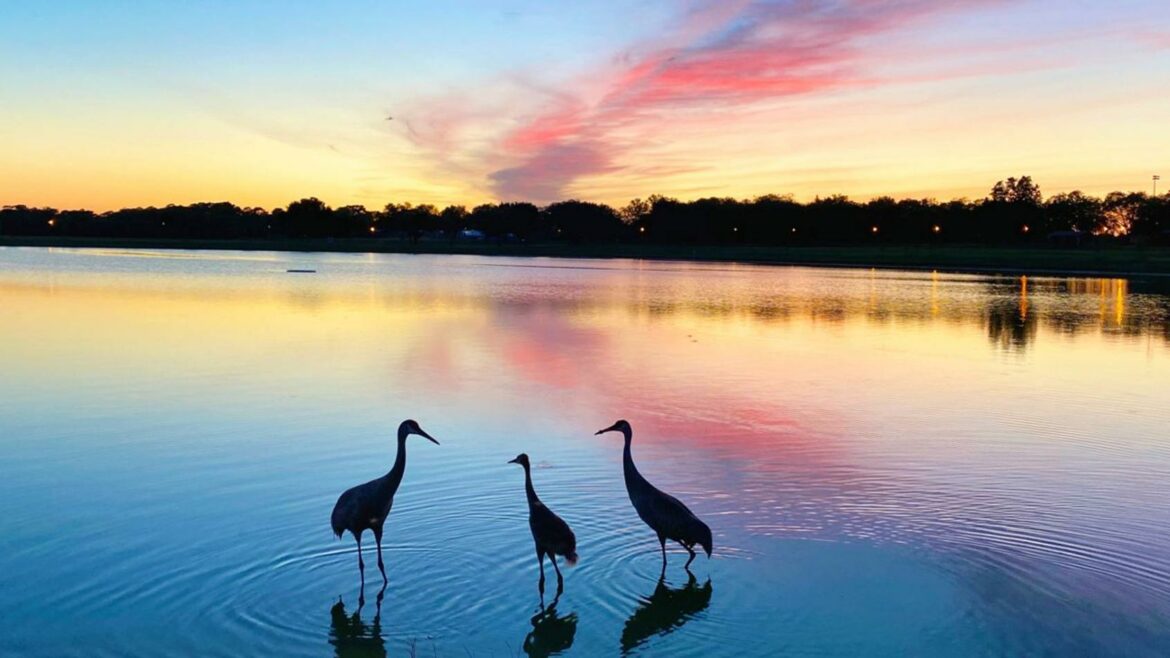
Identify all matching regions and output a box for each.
[416,428,439,445]
[595,423,618,435]
[507,456,520,464]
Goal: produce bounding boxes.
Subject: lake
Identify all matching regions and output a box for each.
[1,247,1169,657]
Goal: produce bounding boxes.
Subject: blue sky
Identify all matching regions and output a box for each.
[2,1,1167,209]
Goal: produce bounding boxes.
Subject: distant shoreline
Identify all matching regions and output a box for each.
[3,235,1169,279]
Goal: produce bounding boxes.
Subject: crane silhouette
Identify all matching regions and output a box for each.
[522,591,577,657]
[508,453,578,594]
[596,420,712,570]
[329,583,386,658]
[331,419,439,583]
[620,572,712,654]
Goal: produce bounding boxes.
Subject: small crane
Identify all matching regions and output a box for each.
[508,453,578,594]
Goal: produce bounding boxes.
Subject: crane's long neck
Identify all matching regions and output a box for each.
[523,464,539,506]
[622,433,645,489]
[384,436,407,492]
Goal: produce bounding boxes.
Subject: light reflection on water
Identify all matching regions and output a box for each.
[0,247,1168,657]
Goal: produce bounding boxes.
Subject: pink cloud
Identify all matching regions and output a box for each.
[395,1,1001,203]
[485,0,997,202]
[502,102,588,151]
[490,140,615,201]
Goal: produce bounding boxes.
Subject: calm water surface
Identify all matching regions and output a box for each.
[2,247,1169,657]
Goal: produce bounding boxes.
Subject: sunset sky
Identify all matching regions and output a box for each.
[2,1,1167,211]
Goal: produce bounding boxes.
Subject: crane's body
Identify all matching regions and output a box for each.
[330,449,403,540]
[598,420,712,570]
[331,419,438,582]
[509,453,577,594]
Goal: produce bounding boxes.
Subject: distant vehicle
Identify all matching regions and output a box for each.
[459,229,485,241]
[1046,230,1089,247]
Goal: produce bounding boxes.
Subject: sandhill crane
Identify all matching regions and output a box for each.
[595,420,712,570]
[331,419,439,582]
[508,453,578,594]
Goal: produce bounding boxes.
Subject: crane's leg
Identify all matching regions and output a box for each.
[354,531,365,583]
[550,554,564,593]
[683,543,697,570]
[536,549,546,594]
[373,526,387,583]
[657,534,667,570]
[374,580,386,625]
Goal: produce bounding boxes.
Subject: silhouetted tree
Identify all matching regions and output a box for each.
[1132,194,1170,241]
[438,205,468,242]
[544,200,624,242]
[382,203,438,243]
[54,209,98,236]
[979,177,1044,242]
[619,198,651,224]
[990,176,1042,204]
[468,202,541,240]
[282,197,333,238]
[5,176,1165,247]
[1097,192,1144,238]
[744,194,802,244]
[1045,191,1101,233]
[0,205,56,236]
[808,195,865,241]
[334,205,374,238]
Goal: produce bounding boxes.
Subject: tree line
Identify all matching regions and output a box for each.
[3,177,1168,246]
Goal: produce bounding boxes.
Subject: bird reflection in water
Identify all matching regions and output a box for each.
[523,592,578,657]
[329,581,387,658]
[620,572,713,654]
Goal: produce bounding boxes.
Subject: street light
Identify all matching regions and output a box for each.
[1155,174,1161,196]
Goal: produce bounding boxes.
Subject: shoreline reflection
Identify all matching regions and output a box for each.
[2,262,1166,353]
